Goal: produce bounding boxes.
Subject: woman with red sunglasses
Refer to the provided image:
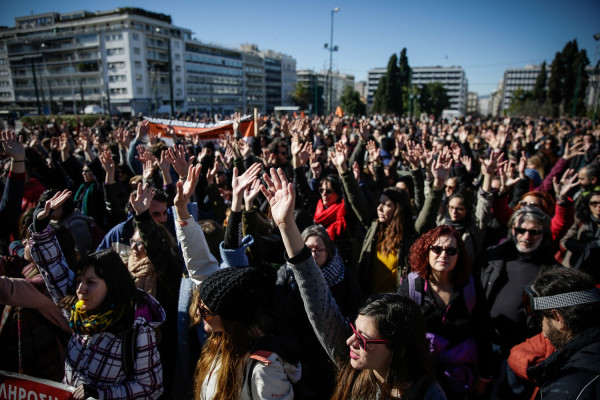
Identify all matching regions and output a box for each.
[398,225,493,399]
[261,168,447,400]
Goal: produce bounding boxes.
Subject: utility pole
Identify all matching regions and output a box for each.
[324,7,340,115]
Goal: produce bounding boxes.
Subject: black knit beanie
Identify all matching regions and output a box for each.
[199,267,270,324]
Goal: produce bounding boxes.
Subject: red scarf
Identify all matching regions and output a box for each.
[314,199,347,240]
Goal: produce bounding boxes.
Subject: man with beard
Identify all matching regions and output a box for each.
[479,206,560,398]
[523,268,600,399]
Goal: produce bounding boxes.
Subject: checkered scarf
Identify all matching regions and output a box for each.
[320,251,345,288]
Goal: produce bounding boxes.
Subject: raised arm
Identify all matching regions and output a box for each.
[260,168,350,364]
[173,164,219,286]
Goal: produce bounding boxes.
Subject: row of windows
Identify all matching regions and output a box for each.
[187,86,241,95]
[187,75,242,86]
[108,62,126,69]
[186,64,242,77]
[185,54,243,68]
[0,70,9,77]
[110,87,127,95]
[0,92,11,98]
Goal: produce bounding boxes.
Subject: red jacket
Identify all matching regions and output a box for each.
[508,332,556,400]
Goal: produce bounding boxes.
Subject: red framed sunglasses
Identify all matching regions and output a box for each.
[348,321,391,350]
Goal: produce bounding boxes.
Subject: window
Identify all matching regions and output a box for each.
[106,48,125,56]
[174,54,180,60]
[175,66,181,72]
[135,74,142,81]
[107,62,125,69]
[110,87,128,95]
[134,61,142,69]
[106,33,123,41]
[132,33,139,40]
[0,70,8,77]
[136,87,143,94]
[108,75,127,82]
[133,47,141,55]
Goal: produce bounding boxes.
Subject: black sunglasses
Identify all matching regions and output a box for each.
[429,245,459,256]
[319,188,333,195]
[514,227,542,236]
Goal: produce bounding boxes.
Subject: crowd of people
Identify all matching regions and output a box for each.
[1,112,600,400]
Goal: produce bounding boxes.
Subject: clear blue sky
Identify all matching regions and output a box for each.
[2,0,599,96]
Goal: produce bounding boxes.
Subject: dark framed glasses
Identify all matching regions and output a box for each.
[319,188,333,195]
[348,321,390,350]
[514,227,543,236]
[429,245,459,256]
[589,201,600,207]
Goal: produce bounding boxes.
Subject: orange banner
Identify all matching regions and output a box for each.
[0,370,74,400]
[144,117,254,140]
[335,106,344,117]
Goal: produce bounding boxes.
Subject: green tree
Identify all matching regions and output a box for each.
[340,85,366,115]
[532,62,547,102]
[546,40,589,116]
[398,48,411,89]
[372,53,404,114]
[418,82,450,118]
[291,83,310,110]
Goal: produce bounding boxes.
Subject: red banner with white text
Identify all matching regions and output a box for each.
[0,370,74,400]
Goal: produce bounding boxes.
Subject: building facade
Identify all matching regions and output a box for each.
[498,65,542,113]
[467,91,478,114]
[297,69,354,114]
[410,67,468,114]
[366,67,386,109]
[0,8,296,116]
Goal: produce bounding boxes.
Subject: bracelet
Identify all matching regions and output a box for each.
[179,176,187,181]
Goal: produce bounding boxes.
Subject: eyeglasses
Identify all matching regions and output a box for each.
[348,321,390,350]
[518,201,541,209]
[308,246,327,254]
[130,239,143,248]
[319,188,333,195]
[589,201,600,207]
[514,227,543,236]
[429,245,459,256]
[197,303,216,320]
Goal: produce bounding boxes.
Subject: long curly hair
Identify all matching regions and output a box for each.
[408,225,470,286]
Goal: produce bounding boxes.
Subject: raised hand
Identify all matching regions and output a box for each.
[366,140,381,165]
[309,152,322,179]
[563,141,586,160]
[37,190,72,220]
[165,144,195,178]
[332,140,349,173]
[142,159,155,181]
[1,129,25,161]
[553,169,579,201]
[481,150,505,177]
[174,164,202,212]
[232,162,262,198]
[244,178,262,211]
[358,119,371,140]
[206,161,218,185]
[431,147,453,188]
[260,168,295,227]
[99,149,115,184]
[237,138,252,158]
[129,182,155,215]
[158,150,170,173]
[460,155,472,172]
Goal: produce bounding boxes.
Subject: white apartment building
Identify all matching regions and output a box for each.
[367,66,468,114]
[0,8,296,116]
[366,67,386,108]
[467,92,478,114]
[411,67,468,114]
[498,65,542,113]
[0,9,188,115]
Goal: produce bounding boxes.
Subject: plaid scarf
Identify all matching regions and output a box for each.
[321,251,345,288]
[69,300,119,335]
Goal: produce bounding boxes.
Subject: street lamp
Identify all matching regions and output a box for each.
[324,7,340,115]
